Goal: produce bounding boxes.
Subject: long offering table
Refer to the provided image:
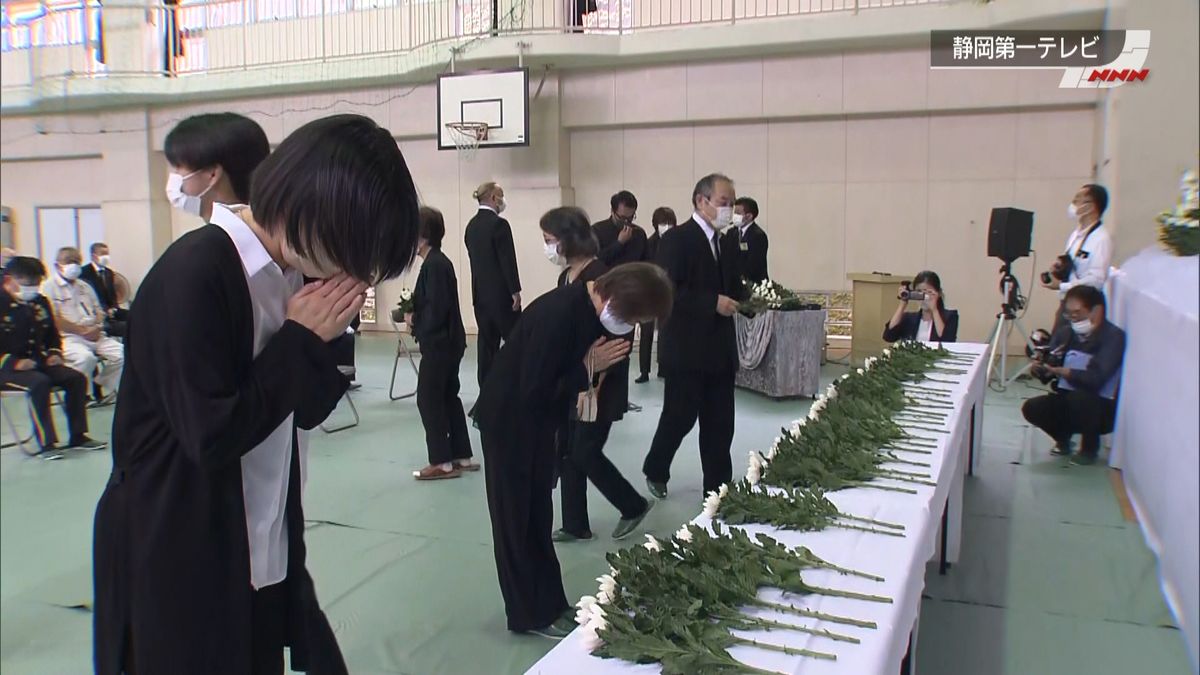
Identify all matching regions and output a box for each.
[528,343,989,675]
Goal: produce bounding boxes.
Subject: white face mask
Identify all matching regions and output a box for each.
[96,255,111,268]
[496,198,507,214]
[17,285,40,301]
[1071,317,1094,336]
[657,225,671,236]
[60,263,82,281]
[711,205,733,231]
[166,170,213,216]
[730,212,745,228]
[544,241,564,267]
[599,301,634,336]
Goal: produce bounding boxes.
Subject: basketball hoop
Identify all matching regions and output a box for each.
[445,121,489,161]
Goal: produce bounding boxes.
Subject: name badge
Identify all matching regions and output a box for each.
[739,243,749,252]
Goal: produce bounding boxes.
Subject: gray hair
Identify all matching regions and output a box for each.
[692,173,734,208]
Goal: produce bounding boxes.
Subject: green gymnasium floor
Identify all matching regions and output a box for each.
[1,335,1192,674]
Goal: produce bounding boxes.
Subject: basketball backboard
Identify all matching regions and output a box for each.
[437,68,530,151]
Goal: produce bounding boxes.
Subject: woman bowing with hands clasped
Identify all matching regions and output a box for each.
[472,207,673,639]
[93,114,421,675]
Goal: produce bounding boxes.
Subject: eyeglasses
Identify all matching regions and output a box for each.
[1061,312,1090,322]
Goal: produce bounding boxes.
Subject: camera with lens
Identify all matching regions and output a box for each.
[1027,329,1064,384]
[1040,254,1074,285]
[898,282,926,302]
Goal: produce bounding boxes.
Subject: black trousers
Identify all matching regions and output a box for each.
[330,332,356,381]
[474,304,519,387]
[416,347,473,465]
[1,365,88,449]
[559,420,647,536]
[643,370,735,495]
[249,580,288,675]
[638,321,658,377]
[1022,389,1116,457]
[481,426,568,632]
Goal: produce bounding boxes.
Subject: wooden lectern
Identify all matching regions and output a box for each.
[847,273,911,365]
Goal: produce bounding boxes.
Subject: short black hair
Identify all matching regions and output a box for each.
[540,206,598,260]
[164,113,271,204]
[90,242,108,256]
[419,206,446,249]
[651,206,677,227]
[4,256,46,284]
[1065,284,1106,311]
[250,114,420,283]
[57,246,81,263]
[734,197,759,218]
[692,173,733,209]
[610,190,638,213]
[1082,184,1108,215]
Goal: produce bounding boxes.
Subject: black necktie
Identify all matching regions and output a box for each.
[711,234,721,263]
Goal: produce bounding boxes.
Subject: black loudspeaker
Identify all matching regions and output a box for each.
[987,207,1033,262]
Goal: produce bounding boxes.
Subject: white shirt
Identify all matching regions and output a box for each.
[917,315,934,342]
[211,204,306,590]
[478,204,498,214]
[693,211,719,260]
[42,271,104,331]
[738,221,753,239]
[1059,221,1112,295]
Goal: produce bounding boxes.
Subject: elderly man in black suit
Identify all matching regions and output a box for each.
[79,242,129,338]
[642,173,747,498]
[464,181,523,387]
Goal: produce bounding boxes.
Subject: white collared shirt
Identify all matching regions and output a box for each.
[478,204,498,214]
[693,211,719,260]
[738,221,753,238]
[210,204,307,590]
[918,315,934,342]
[42,271,104,330]
[1059,221,1112,295]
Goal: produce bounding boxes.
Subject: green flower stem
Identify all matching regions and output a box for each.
[734,637,837,663]
[837,513,905,530]
[753,599,878,628]
[877,471,937,487]
[850,480,918,494]
[883,454,931,468]
[811,560,887,582]
[798,584,893,604]
[834,522,904,538]
[744,616,860,644]
[886,445,933,455]
[897,422,948,434]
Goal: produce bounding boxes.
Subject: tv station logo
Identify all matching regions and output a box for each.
[930,30,1151,89]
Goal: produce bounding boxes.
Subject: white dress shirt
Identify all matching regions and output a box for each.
[1059,221,1113,295]
[693,211,719,260]
[917,315,934,342]
[210,204,307,590]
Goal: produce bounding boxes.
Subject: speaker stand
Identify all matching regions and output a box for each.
[985,309,1034,391]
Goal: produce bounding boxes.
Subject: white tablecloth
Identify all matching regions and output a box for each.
[1107,247,1200,667]
[528,343,989,675]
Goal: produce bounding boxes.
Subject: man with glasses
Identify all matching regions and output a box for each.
[1042,184,1112,332]
[1022,285,1125,466]
[593,190,647,269]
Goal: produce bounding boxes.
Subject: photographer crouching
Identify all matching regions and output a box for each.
[1022,285,1125,466]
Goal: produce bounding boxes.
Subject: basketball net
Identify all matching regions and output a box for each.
[445,122,488,161]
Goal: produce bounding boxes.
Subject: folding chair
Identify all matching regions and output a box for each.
[319,366,361,434]
[0,388,66,458]
[388,309,419,402]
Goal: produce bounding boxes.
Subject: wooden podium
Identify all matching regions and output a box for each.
[847,272,911,365]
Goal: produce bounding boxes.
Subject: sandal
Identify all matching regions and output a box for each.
[413,464,463,481]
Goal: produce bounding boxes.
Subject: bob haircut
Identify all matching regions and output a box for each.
[419,206,446,249]
[163,113,271,204]
[540,206,599,261]
[250,114,420,283]
[595,262,673,324]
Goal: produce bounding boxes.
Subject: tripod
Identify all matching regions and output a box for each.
[985,262,1035,391]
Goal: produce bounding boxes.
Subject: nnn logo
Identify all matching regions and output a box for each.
[1088,68,1150,83]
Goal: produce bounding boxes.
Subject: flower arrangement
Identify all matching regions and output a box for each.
[739,279,806,316]
[395,287,415,317]
[1157,168,1199,257]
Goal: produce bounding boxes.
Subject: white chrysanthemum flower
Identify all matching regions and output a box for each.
[747,451,764,485]
[718,483,729,498]
[857,368,865,375]
[643,534,662,552]
[703,491,721,517]
[580,624,603,651]
[596,574,616,601]
[575,595,598,625]
[883,348,892,357]
[597,589,612,605]
[609,566,618,579]
[675,525,694,542]
[841,374,851,381]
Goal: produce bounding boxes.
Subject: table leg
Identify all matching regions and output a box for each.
[968,403,977,477]
[938,499,951,575]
